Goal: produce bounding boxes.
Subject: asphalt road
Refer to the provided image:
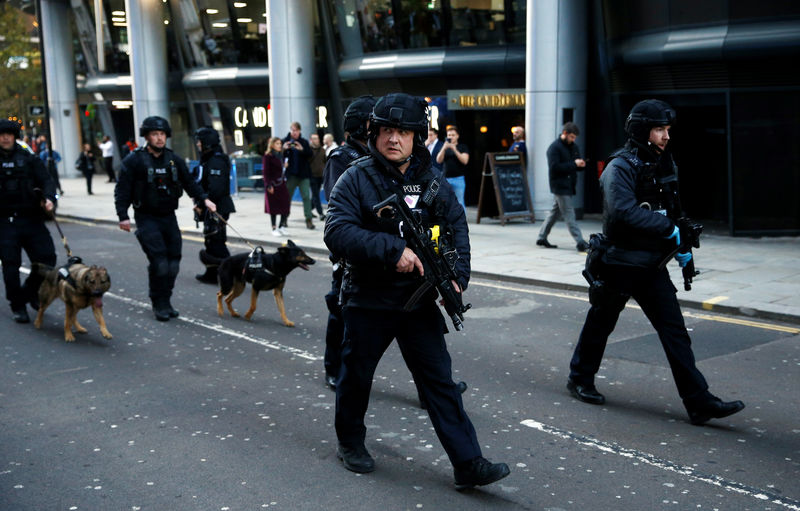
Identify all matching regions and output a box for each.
[1,219,799,511]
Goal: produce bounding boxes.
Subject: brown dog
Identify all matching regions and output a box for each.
[200,241,315,326]
[33,262,112,342]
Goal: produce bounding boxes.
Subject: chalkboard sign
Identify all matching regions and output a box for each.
[477,152,535,225]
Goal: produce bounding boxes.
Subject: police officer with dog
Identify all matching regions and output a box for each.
[567,99,745,426]
[114,116,216,321]
[321,95,375,389]
[324,93,509,489]
[0,119,57,323]
[192,126,235,284]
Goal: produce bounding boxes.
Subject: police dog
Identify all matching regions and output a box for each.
[200,240,315,326]
[33,261,112,342]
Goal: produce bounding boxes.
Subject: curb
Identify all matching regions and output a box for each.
[57,214,800,326]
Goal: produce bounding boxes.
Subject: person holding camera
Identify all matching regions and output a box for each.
[281,122,315,229]
[566,100,744,426]
[114,116,216,321]
[436,125,469,208]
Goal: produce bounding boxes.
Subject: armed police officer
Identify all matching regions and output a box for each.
[192,127,235,284]
[114,116,216,321]
[567,100,745,426]
[324,93,509,489]
[0,120,57,323]
[321,94,375,389]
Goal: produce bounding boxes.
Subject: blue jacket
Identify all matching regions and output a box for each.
[324,147,470,310]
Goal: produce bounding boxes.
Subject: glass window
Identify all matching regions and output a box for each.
[505,0,526,44]
[449,0,507,46]
[102,0,131,73]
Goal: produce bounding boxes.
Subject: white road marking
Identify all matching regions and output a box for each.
[520,419,800,510]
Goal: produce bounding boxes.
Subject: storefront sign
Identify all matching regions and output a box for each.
[447,89,525,110]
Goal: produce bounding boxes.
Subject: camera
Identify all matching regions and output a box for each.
[446,137,452,143]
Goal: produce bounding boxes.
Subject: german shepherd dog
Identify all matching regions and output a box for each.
[200,240,315,326]
[32,261,112,342]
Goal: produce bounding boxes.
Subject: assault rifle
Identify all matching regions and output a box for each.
[373,193,472,331]
[659,217,702,291]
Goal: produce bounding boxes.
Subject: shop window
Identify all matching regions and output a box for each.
[449,0,507,46]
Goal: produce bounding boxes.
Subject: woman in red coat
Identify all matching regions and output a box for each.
[263,137,291,235]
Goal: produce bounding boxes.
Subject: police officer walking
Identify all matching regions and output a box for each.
[192,127,235,284]
[567,100,745,426]
[0,120,57,323]
[114,116,216,321]
[324,93,509,489]
[321,95,375,389]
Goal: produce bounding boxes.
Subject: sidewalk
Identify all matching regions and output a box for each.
[54,177,800,324]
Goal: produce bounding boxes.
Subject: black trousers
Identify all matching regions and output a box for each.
[104,157,115,182]
[133,212,182,304]
[569,265,709,401]
[0,216,56,310]
[309,176,324,216]
[336,304,482,464]
[323,263,344,379]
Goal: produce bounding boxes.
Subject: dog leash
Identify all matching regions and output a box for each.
[209,210,258,250]
[49,213,74,258]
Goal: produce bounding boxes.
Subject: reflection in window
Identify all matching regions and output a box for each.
[178,0,269,67]
[101,0,131,73]
[330,0,524,57]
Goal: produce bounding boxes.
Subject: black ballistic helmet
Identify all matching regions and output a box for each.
[0,119,22,139]
[625,99,676,143]
[368,93,429,145]
[194,126,220,151]
[343,95,377,140]
[139,115,172,137]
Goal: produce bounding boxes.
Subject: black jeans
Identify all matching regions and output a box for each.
[323,263,344,379]
[336,303,482,464]
[0,216,56,310]
[309,176,324,216]
[569,265,709,400]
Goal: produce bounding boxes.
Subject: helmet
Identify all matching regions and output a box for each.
[624,99,676,143]
[139,115,172,137]
[0,119,22,139]
[343,95,376,140]
[194,126,220,151]
[368,93,429,144]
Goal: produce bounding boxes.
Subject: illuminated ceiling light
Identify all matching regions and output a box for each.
[112,22,128,27]
[164,19,169,24]
[111,17,126,22]
[237,17,252,23]
[480,126,488,133]
[206,8,219,14]
[111,10,125,15]
[212,22,228,27]
[233,2,247,7]
[262,12,267,17]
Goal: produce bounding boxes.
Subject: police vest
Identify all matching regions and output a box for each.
[0,149,38,214]
[133,148,183,213]
[200,151,231,195]
[610,149,680,220]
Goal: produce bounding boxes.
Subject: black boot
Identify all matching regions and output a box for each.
[166,300,180,318]
[453,457,510,490]
[337,443,375,473]
[152,299,170,321]
[12,307,30,324]
[195,268,217,284]
[567,378,606,405]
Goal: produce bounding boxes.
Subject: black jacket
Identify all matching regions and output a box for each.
[322,137,368,202]
[281,134,312,178]
[114,146,206,220]
[324,147,470,311]
[600,143,679,268]
[198,147,235,216]
[546,137,583,195]
[76,151,97,177]
[0,144,56,216]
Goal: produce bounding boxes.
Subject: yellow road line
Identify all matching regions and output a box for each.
[472,280,800,334]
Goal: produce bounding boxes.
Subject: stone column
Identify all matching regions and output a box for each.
[266,0,316,140]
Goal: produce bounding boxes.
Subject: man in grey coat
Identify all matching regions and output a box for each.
[537,122,589,251]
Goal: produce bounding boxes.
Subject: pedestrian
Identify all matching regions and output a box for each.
[567,99,745,426]
[262,136,290,236]
[425,127,444,173]
[0,119,57,323]
[76,143,98,195]
[435,125,469,209]
[39,146,64,196]
[99,135,116,182]
[323,133,338,158]
[536,122,589,251]
[509,126,527,161]
[281,122,315,229]
[193,127,235,284]
[308,133,326,221]
[320,94,375,389]
[120,138,137,158]
[114,116,216,321]
[324,93,510,489]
